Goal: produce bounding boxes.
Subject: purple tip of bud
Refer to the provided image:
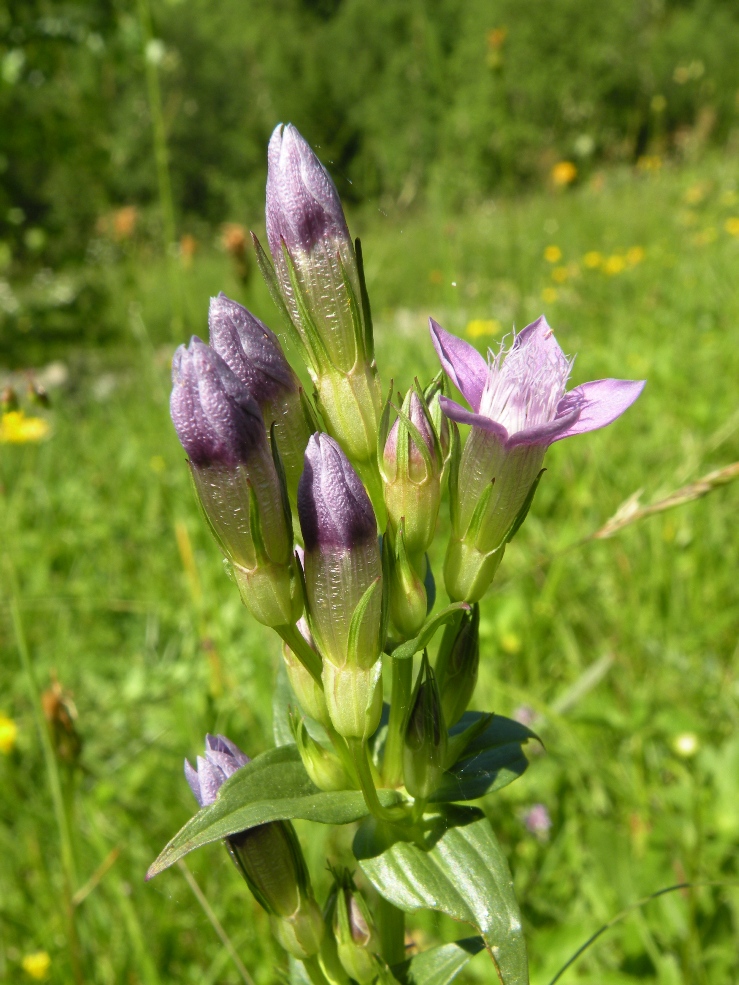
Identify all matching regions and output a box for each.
[170,337,266,468]
[384,391,436,474]
[266,123,350,258]
[298,433,376,551]
[523,803,552,839]
[208,293,295,404]
[184,733,250,807]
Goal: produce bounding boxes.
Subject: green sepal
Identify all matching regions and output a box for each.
[252,232,307,363]
[271,422,294,543]
[355,238,375,361]
[337,249,367,367]
[379,532,391,646]
[299,387,323,434]
[465,479,494,545]
[377,380,394,482]
[282,240,338,375]
[390,602,470,661]
[247,478,269,566]
[505,468,545,545]
[347,577,381,668]
[391,396,434,480]
[412,376,444,466]
[447,420,461,532]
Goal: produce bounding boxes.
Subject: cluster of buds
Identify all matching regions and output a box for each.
[167,121,645,973]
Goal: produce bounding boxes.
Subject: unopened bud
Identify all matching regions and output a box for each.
[330,869,380,985]
[208,293,312,505]
[403,653,447,801]
[385,524,428,640]
[282,619,331,728]
[292,713,355,791]
[382,388,442,558]
[185,735,323,960]
[170,339,303,627]
[435,604,479,727]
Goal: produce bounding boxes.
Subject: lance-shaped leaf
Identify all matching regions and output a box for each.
[148,745,403,878]
[357,812,528,985]
[431,712,538,803]
[392,938,485,985]
[390,603,470,661]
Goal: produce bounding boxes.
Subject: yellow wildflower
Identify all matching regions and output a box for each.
[543,245,562,263]
[583,251,603,269]
[636,155,662,173]
[541,287,558,303]
[22,952,51,980]
[0,715,18,754]
[465,318,501,339]
[551,161,577,186]
[626,246,645,266]
[551,266,569,284]
[604,255,626,275]
[725,217,739,236]
[0,411,50,443]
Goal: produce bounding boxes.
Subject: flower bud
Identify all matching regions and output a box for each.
[424,373,450,463]
[403,653,447,801]
[292,713,356,792]
[382,388,442,558]
[385,524,428,640]
[282,619,331,729]
[434,604,480,727]
[185,735,323,960]
[208,293,312,505]
[298,434,384,738]
[330,869,380,985]
[170,339,302,627]
[266,124,362,376]
[265,124,384,511]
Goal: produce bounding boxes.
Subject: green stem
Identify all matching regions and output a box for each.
[377,895,406,967]
[276,624,323,685]
[136,0,184,338]
[302,955,331,985]
[6,559,82,983]
[382,658,413,787]
[349,738,405,823]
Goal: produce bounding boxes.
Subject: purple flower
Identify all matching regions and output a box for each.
[184,733,250,807]
[266,123,360,375]
[170,337,265,469]
[430,316,645,601]
[208,293,312,501]
[523,803,552,841]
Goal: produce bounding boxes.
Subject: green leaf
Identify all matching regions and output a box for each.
[147,745,402,878]
[357,813,528,985]
[504,470,545,545]
[392,938,485,985]
[390,603,470,661]
[431,712,538,803]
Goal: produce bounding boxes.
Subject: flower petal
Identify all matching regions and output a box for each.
[550,379,646,442]
[439,395,509,441]
[505,400,582,448]
[429,318,489,412]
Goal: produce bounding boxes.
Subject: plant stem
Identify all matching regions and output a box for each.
[377,895,406,967]
[349,738,405,823]
[276,623,323,684]
[6,559,82,984]
[382,657,413,787]
[302,955,332,985]
[136,0,184,338]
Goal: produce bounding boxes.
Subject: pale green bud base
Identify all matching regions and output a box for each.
[443,537,505,603]
[322,661,383,740]
[234,560,304,628]
[283,648,332,727]
[271,896,325,960]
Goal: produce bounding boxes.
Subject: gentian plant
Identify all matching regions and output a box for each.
[149,123,645,985]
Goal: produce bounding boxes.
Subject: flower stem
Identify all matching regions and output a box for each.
[276,623,323,684]
[382,657,413,787]
[348,738,405,823]
[377,895,406,967]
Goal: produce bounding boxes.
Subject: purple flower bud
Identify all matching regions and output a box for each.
[435,604,480,727]
[184,734,323,958]
[331,869,380,985]
[170,337,265,469]
[383,388,442,558]
[266,124,360,375]
[208,294,312,502]
[298,433,383,738]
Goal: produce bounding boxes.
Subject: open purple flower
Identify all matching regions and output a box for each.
[430,316,645,601]
[185,733,250,808]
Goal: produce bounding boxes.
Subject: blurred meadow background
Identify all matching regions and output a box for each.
[2,0,739,983]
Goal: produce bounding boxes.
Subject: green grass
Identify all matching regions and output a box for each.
[2,151,739,985]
